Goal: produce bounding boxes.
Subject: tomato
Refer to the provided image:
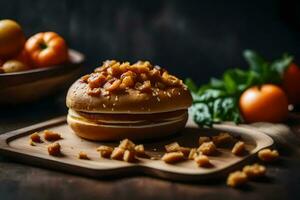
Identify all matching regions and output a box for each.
[239,84,288,123]
[282,63,300,105]
[0,19,25,59]
[2,60,29,73]
[25,32,68,68]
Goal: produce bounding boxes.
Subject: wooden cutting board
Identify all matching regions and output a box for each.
[0,116,273,181]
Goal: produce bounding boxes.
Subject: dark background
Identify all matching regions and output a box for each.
[1,0,300,85]
[1,1,300,200]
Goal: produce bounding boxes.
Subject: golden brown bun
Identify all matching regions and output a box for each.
[66,79,192,114]
[66,60,192,141]
[67,110,188,141]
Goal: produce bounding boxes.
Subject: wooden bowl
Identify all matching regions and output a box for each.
[0,49,85,104]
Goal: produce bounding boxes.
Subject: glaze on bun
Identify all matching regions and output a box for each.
[66,60,192,141]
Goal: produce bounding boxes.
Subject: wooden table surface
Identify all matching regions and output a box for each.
[0,94,300,200]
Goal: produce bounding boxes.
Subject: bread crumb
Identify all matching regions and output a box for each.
[188,148,198,160]
[97,145,114,158]
[111,147,125,160]
[258,149,279,162]
[227,171,248,187]
[165,142,190,157]
[43,130,62,142]
[47,142,61,156]
[194,154,212,168]
[198,142,216,155]
[78,151,89,160]
[243,163,266,179]
[123,150,136,162]
[161,152,185,163]
[119,138,135,150]
[134,144,149,158]
[165,142,180,152]
[212,132,235,147]
[232,141,246,156]
[30,132,42,143]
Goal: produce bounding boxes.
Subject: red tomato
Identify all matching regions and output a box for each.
[282,63,300,105]
[25,32,68,68]
[239,84,289,123]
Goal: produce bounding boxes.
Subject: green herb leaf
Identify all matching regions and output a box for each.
[184,78,198,93]
[270,54,293,76]
[243,50,267,74]
[191,103,213,126]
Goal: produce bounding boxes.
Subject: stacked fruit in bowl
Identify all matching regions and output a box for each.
[0,19,69,73]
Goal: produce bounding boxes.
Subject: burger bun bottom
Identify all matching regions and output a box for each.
[67,112,188,141]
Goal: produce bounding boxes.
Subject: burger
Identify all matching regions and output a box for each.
[66,60,192,141]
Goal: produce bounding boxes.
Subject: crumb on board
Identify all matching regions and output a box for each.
[243,163,266,179]
[134,144,149,158]
[111,147,125,160]
[78,151,89,160]
[123,150,136,162]
[232,141,246,156]
[227,171,248,187]
[165,142,180,152]
[258,149,279,162]
[188,148,198,160]
[43,130,62,142]
[194,154,212,168]
[212,132,235,147]
[47,142,61,156]
[165,142,190,157]
[119,138,135,150]
[161,152,185,164]
[197,142,216,156]
[30,132,42,143]
[97,145,114,158]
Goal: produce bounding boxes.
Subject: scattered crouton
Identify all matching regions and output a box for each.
[243,163,266,179]
[47,142,61,156]
[232,141,246,156]
[161,152,185,164]
[198,142,216,155]
[134,144,149,158]
[43,130,62,142]
[212,132,235,147]
[165,142,181,152]
[119,139,135,150]
[258,149,279,162]
[111,147,125,160]
[194,154,212,168]
[97,145,114,158]
[78,151,89,160]
[30,132,42,143]
[188,148,198,160]
[227,171,248,187]
[123,150,136,162]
